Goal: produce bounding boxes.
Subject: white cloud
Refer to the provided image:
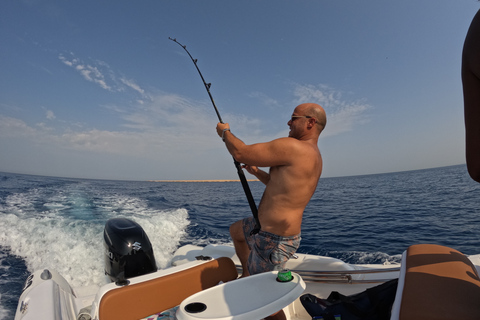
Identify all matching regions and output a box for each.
[0,116,37,138]
[60,58,73,67]
[59,53,112,91]
[248,91,280,108]
[293,83,372,136]
[0,91,219,159]
[120,77,145,96]
[59,53,151,96]
[46,109,56,120]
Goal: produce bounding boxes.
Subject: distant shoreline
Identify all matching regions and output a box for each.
[148,179,259,183]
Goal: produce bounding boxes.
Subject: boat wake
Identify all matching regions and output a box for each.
[0,183,190,289]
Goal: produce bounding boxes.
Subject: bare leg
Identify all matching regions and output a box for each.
[229,220,250,277]
[264,310,287,320]
[230,220,286,319]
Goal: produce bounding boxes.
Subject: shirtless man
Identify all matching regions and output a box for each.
[216,103,326,320]
[463,9,480,183]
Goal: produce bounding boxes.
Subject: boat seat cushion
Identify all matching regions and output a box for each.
[99,257,238,320]
[396,244,480,320]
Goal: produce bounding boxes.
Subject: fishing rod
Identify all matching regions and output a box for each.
[169,37,260,234]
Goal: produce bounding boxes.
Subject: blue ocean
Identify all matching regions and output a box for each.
[1,164,479,319]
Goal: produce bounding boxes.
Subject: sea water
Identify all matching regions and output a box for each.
[0,164,479,319]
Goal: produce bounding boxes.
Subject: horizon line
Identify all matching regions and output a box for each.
[148,179,260,182]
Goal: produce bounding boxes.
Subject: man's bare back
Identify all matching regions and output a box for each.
[258,137,322,237]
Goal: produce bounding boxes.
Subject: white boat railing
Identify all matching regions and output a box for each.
[296,268,400,284]
[235,266,400,284]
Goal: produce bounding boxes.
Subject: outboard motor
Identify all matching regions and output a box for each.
[104,218,157,284]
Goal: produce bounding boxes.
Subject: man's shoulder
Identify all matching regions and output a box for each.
[271,136,295,143]
[268,137,304,150]
[269,137,319,158]
[271,136,305,144]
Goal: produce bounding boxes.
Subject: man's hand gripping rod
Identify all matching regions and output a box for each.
[169,37,260,234]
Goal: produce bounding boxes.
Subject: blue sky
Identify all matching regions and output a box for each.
[0,0,478,180]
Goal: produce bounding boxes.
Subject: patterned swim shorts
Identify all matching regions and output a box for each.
[242,216,301,275]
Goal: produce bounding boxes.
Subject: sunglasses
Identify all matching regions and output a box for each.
[290,115,315,122]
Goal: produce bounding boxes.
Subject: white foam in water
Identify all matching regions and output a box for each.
[0,298,7,320]
[0,187,190,290]
[0,212,105,287]
[329,250,402,265]
[131,209,190,268]
[0,254,10,320]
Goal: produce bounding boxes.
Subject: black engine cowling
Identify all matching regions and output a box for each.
[104,218,157,283]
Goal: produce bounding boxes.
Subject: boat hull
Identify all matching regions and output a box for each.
[19,243,480,320]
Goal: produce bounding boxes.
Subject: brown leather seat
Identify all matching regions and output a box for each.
[398,244,480,320]
[99,257,238,320]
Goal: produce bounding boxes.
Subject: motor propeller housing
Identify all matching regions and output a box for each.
[103,218,157,284]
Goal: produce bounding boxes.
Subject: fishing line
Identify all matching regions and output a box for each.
[169,37,260,234]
